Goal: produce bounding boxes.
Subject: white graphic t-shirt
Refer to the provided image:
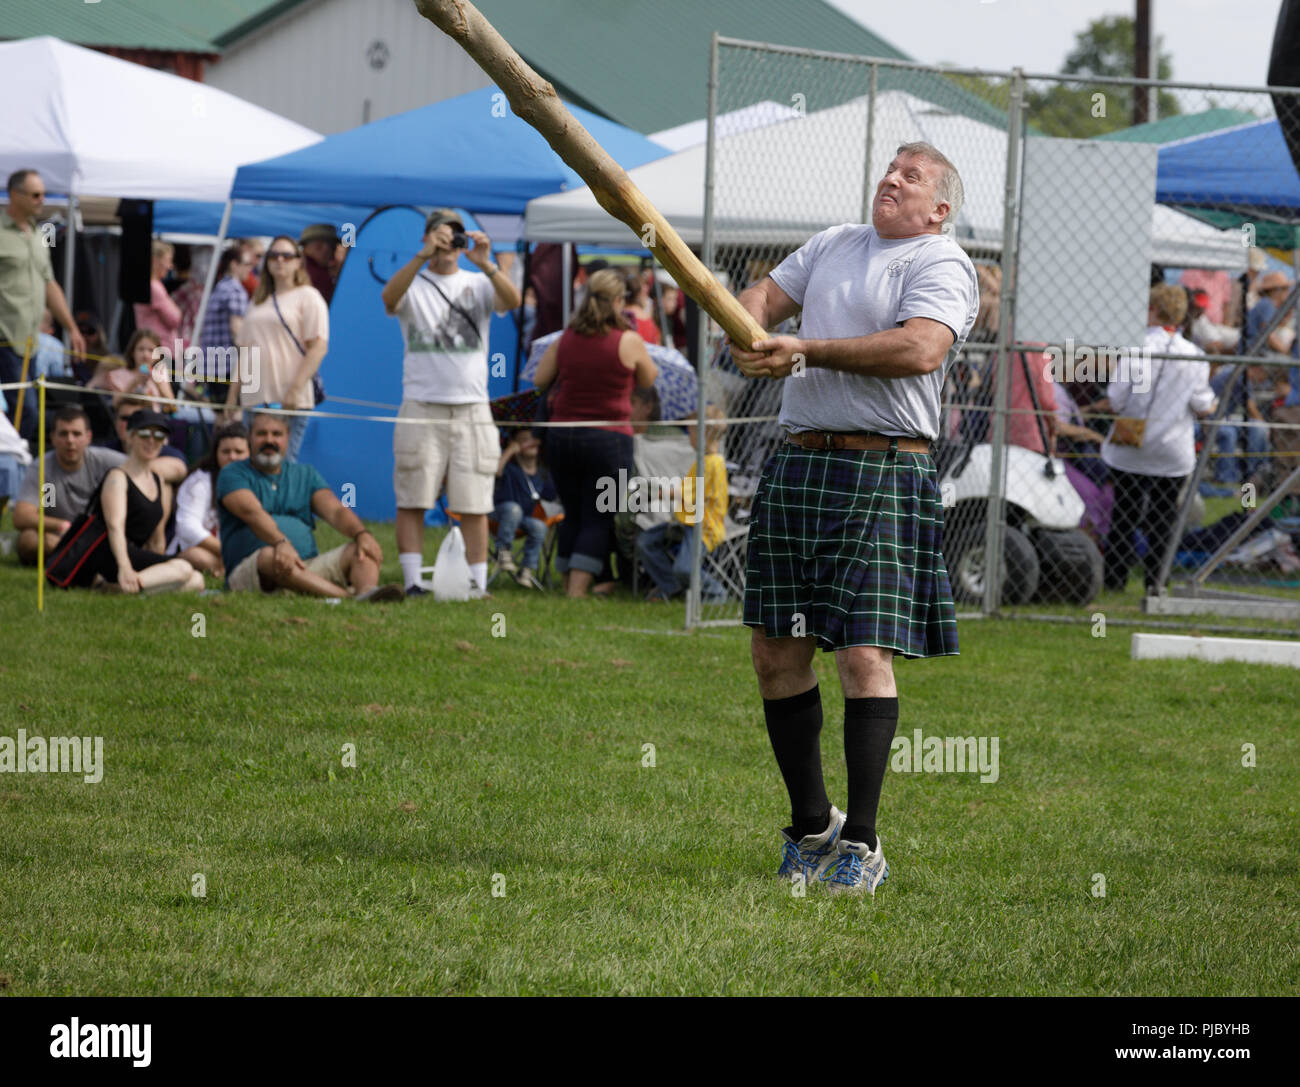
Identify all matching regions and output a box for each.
[396,269,496,404]
[770,224,979,439]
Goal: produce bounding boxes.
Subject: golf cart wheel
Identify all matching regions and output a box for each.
[945,523,1040,606]
[1031,527,1104,604]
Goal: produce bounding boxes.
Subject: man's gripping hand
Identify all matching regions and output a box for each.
[730,334,805,380]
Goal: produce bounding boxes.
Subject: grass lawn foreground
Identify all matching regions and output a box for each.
[0,520,1296,996]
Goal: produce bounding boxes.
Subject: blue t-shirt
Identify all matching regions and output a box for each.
[216,459,329,576]
[494,460,557,512]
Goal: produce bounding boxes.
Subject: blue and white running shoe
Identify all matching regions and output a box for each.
[776,806,846,883]
[820,835,889,896]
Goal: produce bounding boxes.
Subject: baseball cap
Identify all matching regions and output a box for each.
[126,409,171,434]
[424,208,465,234]
[299,223,341,246]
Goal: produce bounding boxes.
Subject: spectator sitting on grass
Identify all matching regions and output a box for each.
[103,394,186,460]
[492,426,557,590]
[12,405,184,565]
[0,410,30,522]
[167,422,250,578]
[217,409,403,602]
[46,409,205,594]
[635,404,729,603]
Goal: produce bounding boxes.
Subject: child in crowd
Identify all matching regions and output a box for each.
[493,427,558,589]
[635,404,729,602]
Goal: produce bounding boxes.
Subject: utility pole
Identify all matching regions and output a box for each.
[1134,0,1152,125]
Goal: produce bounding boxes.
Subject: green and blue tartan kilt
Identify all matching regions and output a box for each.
[742,444,959,659]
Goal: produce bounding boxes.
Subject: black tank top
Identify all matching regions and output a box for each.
[117,469,164,547]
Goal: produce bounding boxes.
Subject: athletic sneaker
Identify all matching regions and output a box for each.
[820,836,889,896]
[496,551,519,575]
[405,583,432,598]
[467,580,492,600]
[515,567,542,590]
[776,806,846,883]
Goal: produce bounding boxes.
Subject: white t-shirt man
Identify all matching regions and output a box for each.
[770,224,979,439]
[395,269,496,403]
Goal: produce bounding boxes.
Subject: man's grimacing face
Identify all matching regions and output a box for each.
[872,153,948,238]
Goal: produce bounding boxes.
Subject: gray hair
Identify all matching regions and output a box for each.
[895,142,964,234]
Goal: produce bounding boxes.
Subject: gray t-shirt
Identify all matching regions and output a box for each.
[770,224,979,439]
[17,447,126,519]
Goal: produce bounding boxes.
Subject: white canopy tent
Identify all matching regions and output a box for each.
[0,37,321,202]
[648,100,802,153]
[0,36,321,314]
[526,90,1247,271]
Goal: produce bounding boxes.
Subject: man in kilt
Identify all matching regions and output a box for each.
[730,142,979,895]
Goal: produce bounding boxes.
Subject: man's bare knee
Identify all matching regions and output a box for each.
[751,628,816,689]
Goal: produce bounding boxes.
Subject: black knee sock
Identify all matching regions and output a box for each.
[842,697,899,852]
[763,685,829,838]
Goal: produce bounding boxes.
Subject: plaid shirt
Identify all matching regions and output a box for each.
[199,275,249,356]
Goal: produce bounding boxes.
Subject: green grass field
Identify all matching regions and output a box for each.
[1,519,1297,996]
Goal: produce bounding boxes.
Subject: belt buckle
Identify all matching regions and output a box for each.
[823,432,835,451]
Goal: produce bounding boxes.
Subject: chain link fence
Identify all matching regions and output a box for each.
[687,36,1300,637]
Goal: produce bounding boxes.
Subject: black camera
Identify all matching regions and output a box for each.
[450,231,469,249]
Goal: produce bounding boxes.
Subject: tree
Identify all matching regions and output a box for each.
[1026,16,1180,137]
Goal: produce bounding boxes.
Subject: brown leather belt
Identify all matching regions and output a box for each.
[785,431,931,454]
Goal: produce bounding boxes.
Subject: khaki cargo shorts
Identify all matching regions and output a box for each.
[393,399,497,514]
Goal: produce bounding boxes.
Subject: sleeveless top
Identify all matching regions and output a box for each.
[550,327,636,436]
[117,469,165,546]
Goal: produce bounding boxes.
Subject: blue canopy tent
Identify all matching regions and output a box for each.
[1157,119,1300,248]
[153,200,376,238]
[202,87,669,521]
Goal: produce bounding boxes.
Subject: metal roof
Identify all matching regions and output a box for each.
[0,0,222,52]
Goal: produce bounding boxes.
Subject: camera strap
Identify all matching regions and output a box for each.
[418,272,482,347]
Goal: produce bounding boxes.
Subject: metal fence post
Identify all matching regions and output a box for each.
[688,31,721,631]
[860,62,878,225]
[982,69,1024,617]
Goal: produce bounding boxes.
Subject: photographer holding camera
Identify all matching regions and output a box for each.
[381,209,521,597]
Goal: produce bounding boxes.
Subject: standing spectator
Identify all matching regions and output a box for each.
[168,421,250,577]
[492,426,556,589]
[299,224,342,305]
[198,243,253,401]
[1100,284,1216,594]
[134,241,183,347]
[239,238,265,299]
[217,411,402,602]
[1186,288,1237,355]
[623,269,661,345]
[380,209,520,598]
[1210,362,1270,486]
[0,169,85,442]
[225,235,328,463]
[170,245,206,345]
[657,272,688,351]
[46,410,205,594]
[532,268,657,598]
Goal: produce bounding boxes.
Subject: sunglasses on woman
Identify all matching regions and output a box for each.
[267,250,300,261]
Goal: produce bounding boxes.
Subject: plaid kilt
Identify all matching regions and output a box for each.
[742,445,958,659]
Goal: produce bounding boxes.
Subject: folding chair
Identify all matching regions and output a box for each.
[702,517,750,602]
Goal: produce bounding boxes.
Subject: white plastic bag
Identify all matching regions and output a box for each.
[431,524,473,601]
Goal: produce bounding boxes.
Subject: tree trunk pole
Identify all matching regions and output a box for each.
[413,0,766,351]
